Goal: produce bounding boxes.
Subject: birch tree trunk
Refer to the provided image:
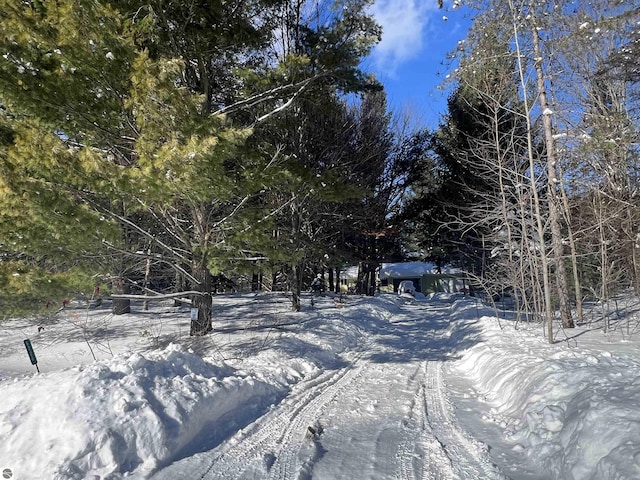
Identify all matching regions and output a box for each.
[530,12,574,329]
[509,0,554,342]
[559,165,583,324]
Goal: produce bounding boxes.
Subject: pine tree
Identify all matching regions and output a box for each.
[0,0,138,312]
[0,0,281,327]
[235,0,383,310]
[0,0,385,329]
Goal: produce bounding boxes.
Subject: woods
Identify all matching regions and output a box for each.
[405,0,639,342]
[1,0,638,342]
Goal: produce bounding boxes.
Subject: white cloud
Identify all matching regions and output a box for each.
[368,0,437,74]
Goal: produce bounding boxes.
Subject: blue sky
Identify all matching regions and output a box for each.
[365,0,473,129]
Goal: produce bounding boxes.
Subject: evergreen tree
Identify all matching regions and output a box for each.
[0,0,279,326]
[0,0,140,313]
[0,0,384,329]
[339,91,404,294]
[239,0,382,310]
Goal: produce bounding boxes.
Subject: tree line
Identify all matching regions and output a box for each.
[404,0,639,342]
[0,0,413,334]
[1,0,638,343]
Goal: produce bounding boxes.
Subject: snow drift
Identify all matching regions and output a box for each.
[1,344,299,479]
[454,304,640,480]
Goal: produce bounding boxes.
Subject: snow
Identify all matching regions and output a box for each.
[454,306,640,479]
[1,292,640,479]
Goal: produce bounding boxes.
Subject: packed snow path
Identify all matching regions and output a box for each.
[151,298,506,480]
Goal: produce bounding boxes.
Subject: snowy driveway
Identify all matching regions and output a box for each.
[151,298,505,480]
[5,292,639,479]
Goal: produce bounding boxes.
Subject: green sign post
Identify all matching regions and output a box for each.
[23,339,39,373]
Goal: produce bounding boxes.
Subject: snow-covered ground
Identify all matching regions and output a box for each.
[1,291,640,479]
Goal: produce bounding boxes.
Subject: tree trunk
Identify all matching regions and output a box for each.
[596,193,611,332]
[173,270,184,307]
[190,259,212,336]
[334,268,341,294]
[328,268,334,293]
[356,262,366,294]
[633,234,640,295]
[367,269,376,296]
[143,245,151,311]
[530,13,574,329]
[626,206,640,295]
[510,2,555,342]
[356,262,377,296]
[291,263,302,312]
[559,165,583,324]
[549,197,574,328]
[190,203,213,335]
[112,276,131,315]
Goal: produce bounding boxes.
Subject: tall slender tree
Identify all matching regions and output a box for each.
[241,0,382,310]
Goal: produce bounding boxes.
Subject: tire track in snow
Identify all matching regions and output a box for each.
[396,361,455,480]
[395,363,425,480]
[422,360,506,479]
[393,301,505,480]
[196,359,365,480]
[266,362,365,480]
[392,302,455,480]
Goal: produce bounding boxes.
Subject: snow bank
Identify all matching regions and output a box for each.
[454,312,640,480]
[0,344,292,479]
[0,294,372,480]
